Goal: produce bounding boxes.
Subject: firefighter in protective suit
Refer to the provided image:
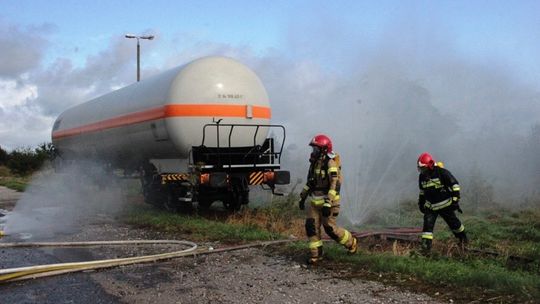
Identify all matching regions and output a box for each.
[417,152,468,254]
[299,134,358,265]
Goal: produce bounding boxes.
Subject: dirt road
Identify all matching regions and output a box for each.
[0,186,443,304]
[0,185,21,211]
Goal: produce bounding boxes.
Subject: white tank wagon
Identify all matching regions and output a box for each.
[52,56,290,210]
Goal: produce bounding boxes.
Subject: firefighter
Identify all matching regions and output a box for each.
[299,134,358,265]
[417,152,468,254]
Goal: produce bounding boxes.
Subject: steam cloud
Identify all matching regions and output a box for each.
[255,26,540,224]
[4,163,129,240]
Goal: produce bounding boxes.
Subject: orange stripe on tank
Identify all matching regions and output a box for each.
[164,104,271,118]
[52,103,271,140]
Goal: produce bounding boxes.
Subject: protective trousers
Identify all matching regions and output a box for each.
[421,207,467,251]
[305,196,355,259]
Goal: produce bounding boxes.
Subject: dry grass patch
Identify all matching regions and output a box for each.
[226,207,305,238]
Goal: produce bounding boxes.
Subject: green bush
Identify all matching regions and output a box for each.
[0,146,8,165]
[6,143,54,176]
[0,178,27,192]
[0,166,10,177]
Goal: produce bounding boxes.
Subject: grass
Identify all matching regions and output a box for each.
[361,200,540,260]
[226,195,305,238]
[124,204,283,243]
[283,240,540,302]
[123,194,540,302]
[308,199,540,303]
[0,176,28,192]
[0,166,31,191]
[463,209,540,261]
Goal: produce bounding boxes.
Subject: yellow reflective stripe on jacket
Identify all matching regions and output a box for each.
[303,185,310,191]
[421,232,433,240]
[314,169,326,178]
[421,178,444,189]
[430,198,453,210]
[452,184,461,191]
[453,225,465,233]
[339,230,351,245]
[327,166,338,174]
[309,240,323,249]
[452,197,459,202]
[328,189,340,201]
[311,197,325,206]
[322,202,331,208]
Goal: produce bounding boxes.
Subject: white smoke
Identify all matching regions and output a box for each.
[4,163,130,240]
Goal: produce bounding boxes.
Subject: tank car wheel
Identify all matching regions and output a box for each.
[142,188,152,205]
[142,185,159,206]
[197,199,213,210]
[224,191,242,211]
[163,190,179,212]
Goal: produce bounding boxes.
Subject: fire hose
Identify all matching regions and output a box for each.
[0,227,421,283]
[3,228,528,284]
[0,239,294,283]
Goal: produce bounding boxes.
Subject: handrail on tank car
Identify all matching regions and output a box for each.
[200,122,286,165]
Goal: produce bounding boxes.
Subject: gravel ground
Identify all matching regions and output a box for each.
[0,185,21,211]
[76,223,442,304]
[0,186,21,233]
[0,186,444,304]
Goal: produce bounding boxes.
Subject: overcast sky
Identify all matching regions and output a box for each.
[1,1,539,150]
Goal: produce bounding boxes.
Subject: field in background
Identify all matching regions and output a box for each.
[0,166,29,192]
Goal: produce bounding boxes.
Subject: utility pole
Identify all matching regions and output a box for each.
[124,34,154,82]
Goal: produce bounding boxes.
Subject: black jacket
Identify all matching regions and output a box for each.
[418,166,460,210]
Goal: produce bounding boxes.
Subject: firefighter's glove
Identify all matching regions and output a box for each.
[299,188,309,210]
[300,189,308,200]
[452,196,462,213]
[299,198,306,211]
[321,202,332,217]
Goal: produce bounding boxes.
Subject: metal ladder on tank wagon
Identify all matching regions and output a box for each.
[189,121,290,210]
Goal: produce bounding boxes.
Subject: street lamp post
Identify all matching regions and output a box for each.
[125,34,154,82]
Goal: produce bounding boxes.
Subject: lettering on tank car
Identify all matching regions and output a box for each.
[218,94,244,99]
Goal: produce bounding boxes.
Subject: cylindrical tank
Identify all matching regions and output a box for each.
[52,56,271,166]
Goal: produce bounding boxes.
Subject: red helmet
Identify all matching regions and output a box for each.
[309,134,333,154]
[417,152,435,170]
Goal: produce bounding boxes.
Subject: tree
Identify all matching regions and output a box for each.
[6,142,55,176]
[0,146,8,165]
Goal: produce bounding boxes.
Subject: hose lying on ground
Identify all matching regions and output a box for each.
[0,239,294,283]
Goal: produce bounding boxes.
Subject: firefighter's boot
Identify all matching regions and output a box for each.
[455,231,468,250]
[307,247,324,265]
[307,256,323,265]
[348,237,358,254]
[420,238,432,256]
